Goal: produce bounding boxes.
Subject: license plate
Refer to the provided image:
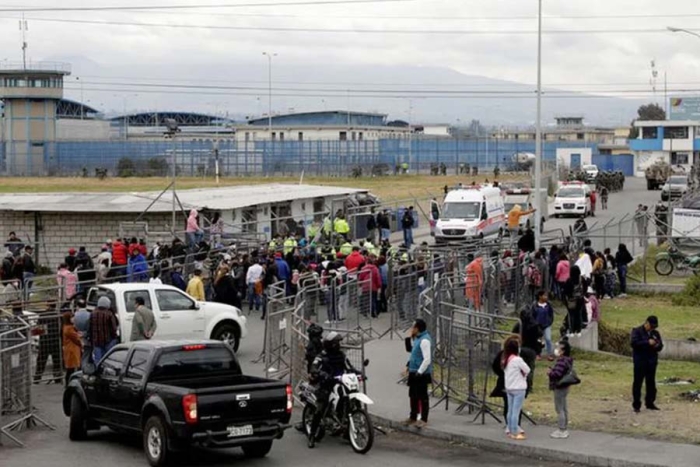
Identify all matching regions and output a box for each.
[227,425,253,438]
[564,204,575,209]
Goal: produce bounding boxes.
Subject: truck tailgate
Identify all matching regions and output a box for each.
[194,379,290,429]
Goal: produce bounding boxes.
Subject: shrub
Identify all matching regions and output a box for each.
[598,321,631,356]
[671,274,700,307]
[117,157,136,177]
[147,157,169,177]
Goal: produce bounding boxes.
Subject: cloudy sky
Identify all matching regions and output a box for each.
[1,0,699,124]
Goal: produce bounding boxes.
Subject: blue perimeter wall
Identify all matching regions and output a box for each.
[2,138,612,176]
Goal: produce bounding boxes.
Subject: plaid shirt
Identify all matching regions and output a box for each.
[90,307,118,348]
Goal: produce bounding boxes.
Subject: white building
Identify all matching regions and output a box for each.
[629,120,699,176]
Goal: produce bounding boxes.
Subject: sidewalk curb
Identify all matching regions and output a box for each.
[370,413,669,467]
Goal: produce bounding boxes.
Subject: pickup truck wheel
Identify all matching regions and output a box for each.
[242,440,273,458]
[212,323,240,352]
[144,416,170,467]
[69,393,88,441]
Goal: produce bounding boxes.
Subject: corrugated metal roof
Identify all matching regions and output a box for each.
[0,184,367,213]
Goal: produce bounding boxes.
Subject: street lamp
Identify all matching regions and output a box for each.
[667,26,700,40]
[262,52,277,139]
[164,118,181,236]
[534,0,543,247]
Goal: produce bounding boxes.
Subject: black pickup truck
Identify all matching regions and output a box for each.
[63,340,292,467]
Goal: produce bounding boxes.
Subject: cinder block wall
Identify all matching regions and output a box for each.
[0,211,182,270]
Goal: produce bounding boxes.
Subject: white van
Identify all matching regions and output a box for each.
[435,185,506,242]
[553,181,591,218]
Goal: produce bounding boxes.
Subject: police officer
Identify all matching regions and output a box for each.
[307,332,356,448]
[631,316,663,413]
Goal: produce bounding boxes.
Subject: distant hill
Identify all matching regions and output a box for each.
[47,55,643,127]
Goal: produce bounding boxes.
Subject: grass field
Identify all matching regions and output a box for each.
[526,350,700,444]
[600,295,700,341]
[0,174,529,201]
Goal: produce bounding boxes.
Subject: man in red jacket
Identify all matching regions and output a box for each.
[344,246,365,274]
[111,238,129,282]
[359,258,381,318]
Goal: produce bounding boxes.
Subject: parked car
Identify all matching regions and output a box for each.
[63,340,293,466]
[553,181,591,218]
[86,284,247,352]
[661,175,689,201]
[582,164,599,183]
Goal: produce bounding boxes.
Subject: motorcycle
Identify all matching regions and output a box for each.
[654,246,700,276]
[299,371,374,454]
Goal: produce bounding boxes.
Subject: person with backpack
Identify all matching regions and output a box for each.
[525,254,543,302]
[548,339,577,439]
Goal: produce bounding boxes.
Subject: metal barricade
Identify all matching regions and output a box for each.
[0,313,54,446]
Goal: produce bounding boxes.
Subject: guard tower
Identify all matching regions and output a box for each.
[0,62,71,175]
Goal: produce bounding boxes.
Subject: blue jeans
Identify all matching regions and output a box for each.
[23,271,35,295]
[506,389,526,435]
[93,339,117,364]
[403,228,413,247]
[248,283,261,311]
[617,265,628,294]
[543,326,553,355]
[381,228,391,241]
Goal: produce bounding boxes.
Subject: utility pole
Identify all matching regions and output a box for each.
[534,0,543,247]
[263,52,276,139]
[19,14,28,70]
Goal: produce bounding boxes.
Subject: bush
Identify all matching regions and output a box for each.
[117,157,136,177]
[147,157,169,177]
[598,321,631,356]
[671,274,700,306]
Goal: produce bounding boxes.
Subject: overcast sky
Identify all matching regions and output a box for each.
[1,0,699,123]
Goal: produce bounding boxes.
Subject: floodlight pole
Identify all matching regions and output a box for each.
[263,52,277,138]
[534,0,543,248]
[172,133,176,235]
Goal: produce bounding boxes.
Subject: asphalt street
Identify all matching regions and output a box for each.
[545,177,660,238]
[0,384,578,467]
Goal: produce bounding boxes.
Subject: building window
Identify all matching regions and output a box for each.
[351,131,356,141]
[666,126,689,139]
[271,132,276,140]
[641,127,658,139]
[339,131,347,141]
[279,132,285,141]
[671,153,689,165]
[298,132,303,141]
[359,132,363,141]
[576,133,585,140]
[244,132,250,142]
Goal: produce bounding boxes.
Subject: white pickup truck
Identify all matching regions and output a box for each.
[86,284,248,352]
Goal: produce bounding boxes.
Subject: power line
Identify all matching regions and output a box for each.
[64,79,700,95]
[64,84,700,99]
[77,74,700,89]
[0,0,411,13]
[6,15,700,34]
[102,9,700,22]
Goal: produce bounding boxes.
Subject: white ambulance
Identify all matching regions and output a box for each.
[435,185,506,242]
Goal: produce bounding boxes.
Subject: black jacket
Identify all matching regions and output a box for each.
[366,215,377,231]
[23,253,36,274]
[310,349,353,388]
[616,249,634,267]
[631,325,663,363]
[401,211,414,229]
[518,232,535,253]
[377,213,391,230]
[214,275,239,307]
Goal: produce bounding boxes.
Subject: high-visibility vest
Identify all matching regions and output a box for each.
[308,224,319,240]
[340,242,353,256]
[334,219,350,234]
[284,238,297,255]
[323,218,332,234]
[268,240,277,251]
[365,241,379,257]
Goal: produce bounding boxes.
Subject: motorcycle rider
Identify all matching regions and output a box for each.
[295,323,325,432]
[307,331,356,449]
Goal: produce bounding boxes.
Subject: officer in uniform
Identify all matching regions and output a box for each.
[631,316,663,413]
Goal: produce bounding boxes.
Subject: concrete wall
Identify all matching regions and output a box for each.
[555,147,593,168]
[661,339,700,362]
[569,321,599,352]
[57,119,111,141]
[0,211,179,270]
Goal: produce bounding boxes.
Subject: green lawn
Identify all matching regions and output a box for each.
[527,350,700,443]
[601,295,700,341]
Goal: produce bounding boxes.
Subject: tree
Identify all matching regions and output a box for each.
[637,103,666,121]
[629,103,666,138]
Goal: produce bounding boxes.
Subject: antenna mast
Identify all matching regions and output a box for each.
[19,13,28,69]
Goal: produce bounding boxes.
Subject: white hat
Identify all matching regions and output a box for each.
[586,287,595,295]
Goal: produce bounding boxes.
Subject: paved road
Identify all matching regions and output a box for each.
[0,385,576,467]
[545,177,660,239]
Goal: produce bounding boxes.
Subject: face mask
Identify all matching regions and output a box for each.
[554,348,561,357]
